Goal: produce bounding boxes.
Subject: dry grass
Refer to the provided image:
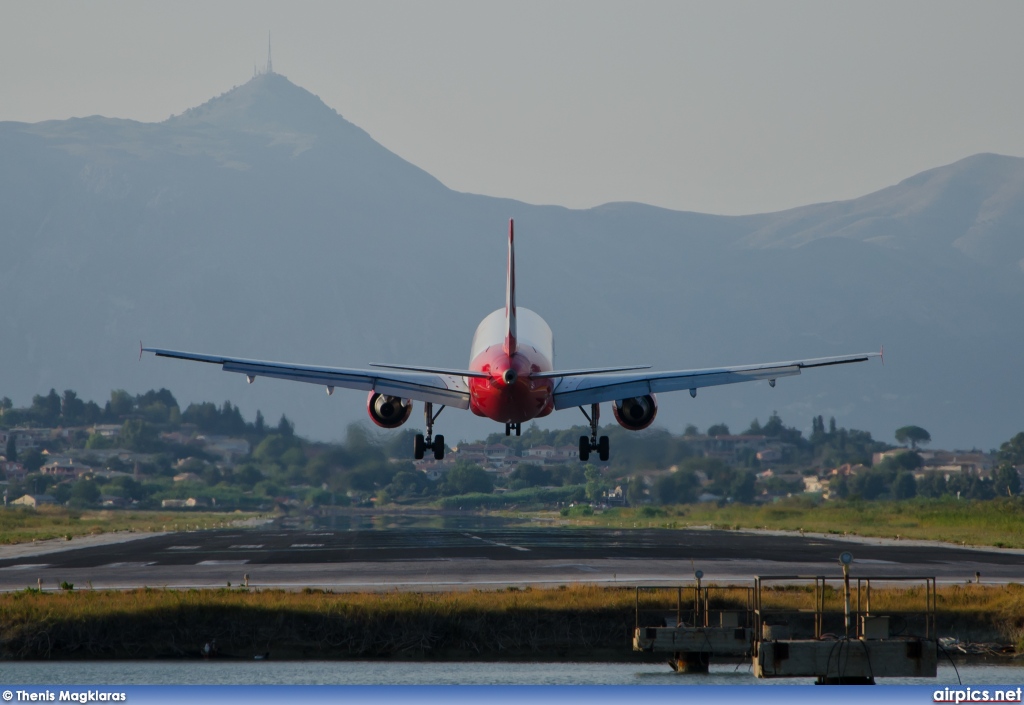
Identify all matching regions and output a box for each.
[2,583,1020,658]
[0,507,261,544]
[549,497,1024,549]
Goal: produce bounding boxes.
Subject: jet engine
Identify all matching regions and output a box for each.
[366,392,413,428]
[612,394,658,431]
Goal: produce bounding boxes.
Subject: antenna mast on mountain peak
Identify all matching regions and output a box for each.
[266,32,273,75]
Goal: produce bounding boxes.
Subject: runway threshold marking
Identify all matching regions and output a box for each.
[197,560,250,565]
[229,545,264,549]
[290,543,324,548]
[103,562,155,568]
[0,564,49,570]
[166,546,200,551]
[462,533,531,552]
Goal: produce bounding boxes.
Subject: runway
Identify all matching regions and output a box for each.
[1,524,1021,591]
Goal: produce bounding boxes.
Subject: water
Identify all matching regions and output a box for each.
[0,660,1019,686]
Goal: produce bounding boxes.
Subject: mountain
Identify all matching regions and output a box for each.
[2,72,1022,449]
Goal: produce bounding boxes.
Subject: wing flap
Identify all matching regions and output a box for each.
[144,347,471,409]
[553,352,877,409]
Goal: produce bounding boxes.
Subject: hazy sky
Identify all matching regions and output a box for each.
[4,1,1023,215]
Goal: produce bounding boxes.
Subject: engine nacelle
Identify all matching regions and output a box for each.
[612,394,658,431]
[366,392,413,429]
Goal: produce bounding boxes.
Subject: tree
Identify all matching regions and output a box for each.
[4,434,16,462]
[508,463,552,489]
[654,468,699,504]
[31,389,62,425]
[120,419,161,452]
[994,464,1022,497]
[729,470,757,504]
[20,448,44,473]
[61,390,86,424]
[442,462,493,495]
[276,414,295,437]
[106,389,134,419]
[69,478,101,506]
[584,465,610,502]
[626,475,646,504]
[706,423,730,437]
[895,425,931,450]
[998,432,1024,467]
[830,473,850,500]
[916,473,946,499]
[893,471,917,500]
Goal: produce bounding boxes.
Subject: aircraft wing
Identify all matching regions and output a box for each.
[142,347,471,409]
[552,352,880,409]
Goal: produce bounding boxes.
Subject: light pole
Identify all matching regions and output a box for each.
[839,551,854,638]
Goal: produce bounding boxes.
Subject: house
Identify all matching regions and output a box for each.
[197,436,251,464]
[523,444,578,465]
[1,428,52,454]
[1,460,26,482]
[90,424,122,438]
[173,472,203,483]
[160,497,208,508]
[803,476,828,493]
[687,434,770,464]
[39,459,92,478]
[12,494,57,507]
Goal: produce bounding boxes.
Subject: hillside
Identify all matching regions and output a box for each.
[1,72,1022,448]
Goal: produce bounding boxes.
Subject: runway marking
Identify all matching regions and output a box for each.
[103,562,155,568]
[166,546,200,551]
[462,533,531,552]
[290,543,324,548]
[197,560,250,565]
[229,545,264,549]
[855,558,899,564]
[0,564,49,570]
[307,532,333,536]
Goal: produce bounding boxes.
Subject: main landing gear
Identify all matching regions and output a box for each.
[505,422,521,437]
[414,402,446,460]
[578,403,609,462]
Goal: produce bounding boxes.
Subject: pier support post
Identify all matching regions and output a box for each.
[670,651,710,673]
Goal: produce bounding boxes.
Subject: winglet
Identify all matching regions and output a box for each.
[139,340,143,361]
[880,344,884,366]
[504,218,517,356]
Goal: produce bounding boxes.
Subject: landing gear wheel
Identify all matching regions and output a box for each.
[433,434,445,460]
[578,435,591,462]
[598,436,610,462]
[414,434,426,460]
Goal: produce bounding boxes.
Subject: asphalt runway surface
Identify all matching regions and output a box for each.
[2,524,1022,591]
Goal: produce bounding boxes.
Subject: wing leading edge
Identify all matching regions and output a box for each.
[552,352,880,409]
[142,347,471,409]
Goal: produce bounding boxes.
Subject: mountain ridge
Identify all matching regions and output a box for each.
[1,74,1022,449]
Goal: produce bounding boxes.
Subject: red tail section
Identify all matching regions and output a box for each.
[504,218,517,356]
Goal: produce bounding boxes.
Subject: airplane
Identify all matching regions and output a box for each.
[143,219,879,462]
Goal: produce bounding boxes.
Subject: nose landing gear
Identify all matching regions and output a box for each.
[578,403,609,462]
[414,402,446,460]
[505,422,521,437]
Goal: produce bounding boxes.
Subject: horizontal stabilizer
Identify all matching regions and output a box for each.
[369,362,490,379]
[532,365,651,379]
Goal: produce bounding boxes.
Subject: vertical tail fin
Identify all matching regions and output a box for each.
[504,218,517,356]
